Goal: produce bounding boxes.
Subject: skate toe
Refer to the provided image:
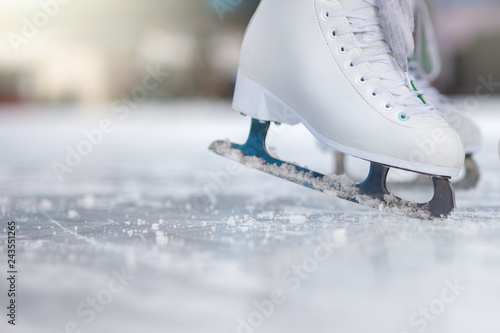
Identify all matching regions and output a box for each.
[442,110,481,154]
[397,123,465,177]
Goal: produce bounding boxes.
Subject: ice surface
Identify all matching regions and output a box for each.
[0,100,499,333]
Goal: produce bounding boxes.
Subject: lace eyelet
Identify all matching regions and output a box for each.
[384,103,392,110]
[359,77,366,83]
[370,91,378,97]
[323,10,331,19]
[398,112,409,121]
[348,61,355,68]
[330,29,337,37]
[339,46,346,53]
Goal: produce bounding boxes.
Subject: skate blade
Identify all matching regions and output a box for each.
[209,119,455,219]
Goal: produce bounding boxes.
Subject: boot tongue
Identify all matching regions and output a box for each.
[377,0,415,72]
[346,0,422,107]
[348,0,414,71]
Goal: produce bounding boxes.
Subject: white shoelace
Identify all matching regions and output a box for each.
[328,0,438,119]
[409,59,456,112]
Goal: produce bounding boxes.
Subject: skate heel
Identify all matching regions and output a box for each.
[232,71,300,125]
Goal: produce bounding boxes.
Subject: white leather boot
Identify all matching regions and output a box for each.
[233,0,464,177]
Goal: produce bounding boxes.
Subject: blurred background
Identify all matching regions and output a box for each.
[0,0,499,105]
[2,3,500,333]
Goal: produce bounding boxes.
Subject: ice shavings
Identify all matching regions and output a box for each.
[210,140,431,219]
[155,231,168,246]
[288,215,307,225]
[68,210,79,219]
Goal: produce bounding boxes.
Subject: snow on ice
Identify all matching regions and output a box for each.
[0,100,499,333]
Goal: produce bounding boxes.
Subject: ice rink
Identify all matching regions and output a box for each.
[1,99,500,333]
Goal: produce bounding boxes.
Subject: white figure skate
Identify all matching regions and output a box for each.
[210,0,464,218]
[334,0,480,189]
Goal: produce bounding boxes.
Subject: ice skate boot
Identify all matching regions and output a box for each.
[334,0,480,189]
[210,0,464,218]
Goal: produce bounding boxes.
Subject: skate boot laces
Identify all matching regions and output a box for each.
[409,59,455,111]
[327,0,437,119]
